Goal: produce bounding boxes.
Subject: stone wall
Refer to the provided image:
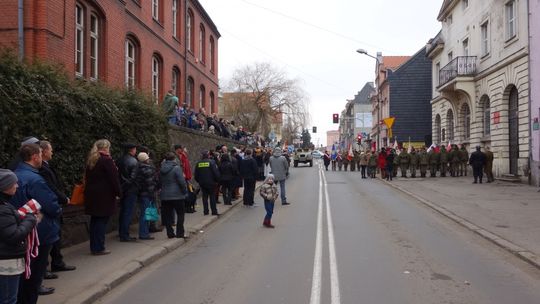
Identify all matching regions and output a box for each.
[59,126,249,247]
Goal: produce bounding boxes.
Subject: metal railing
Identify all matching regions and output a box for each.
[439,56,477,87]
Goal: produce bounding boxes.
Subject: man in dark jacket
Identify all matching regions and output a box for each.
[194,151,221,216]
[133,152,157,240]
[240,149,258,206]
[117,143,138,242]
[469,146,486,184]
[11,143,62,303]
[39,141,76,281]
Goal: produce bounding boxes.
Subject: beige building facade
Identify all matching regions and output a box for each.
[427,0,529,179]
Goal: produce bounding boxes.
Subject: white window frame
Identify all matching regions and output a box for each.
[199,26,204,62]
[75,4,84,77]
[89,14,99,80]
[481,21,490,56]
[152,56,160,101]
[172,0,177,38]
[210,37,215,72]
[187,12,192,52]
[125,40,136,88]
[505,0,517,40]
[199,86,205,109]
[152,0,159,21]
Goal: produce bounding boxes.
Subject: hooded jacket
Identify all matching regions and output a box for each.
[0,193,37,259]
[268,149,289,181]
[159,160,187,201]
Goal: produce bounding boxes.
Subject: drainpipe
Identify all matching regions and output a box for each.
[527,0,533,185]
[18,0,24,61]
[184,0,188,106]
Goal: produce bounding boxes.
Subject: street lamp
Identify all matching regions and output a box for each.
[357,48,381,150]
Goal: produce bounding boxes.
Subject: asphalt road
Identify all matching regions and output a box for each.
[99,160,540,304]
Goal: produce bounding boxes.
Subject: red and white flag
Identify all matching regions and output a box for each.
[347,143,353,161]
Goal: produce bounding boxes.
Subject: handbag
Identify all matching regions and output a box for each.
[69,183,85,206]
[144,202,159,222]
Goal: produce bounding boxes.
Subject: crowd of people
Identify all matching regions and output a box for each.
[162,90,266,146]
[0,135,293,304]
[326,143,495,184]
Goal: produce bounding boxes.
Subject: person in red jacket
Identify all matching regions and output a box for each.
[377,148,387,179]
[174,145,192,181]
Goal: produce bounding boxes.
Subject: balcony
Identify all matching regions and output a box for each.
[438,56,477,88]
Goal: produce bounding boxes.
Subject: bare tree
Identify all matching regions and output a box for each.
[225,62,310,139]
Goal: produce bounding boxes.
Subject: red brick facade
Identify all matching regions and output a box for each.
[0,0,220,112]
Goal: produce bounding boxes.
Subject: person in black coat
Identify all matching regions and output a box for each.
[194,151,220,216]
[132,153,157,240]
[469,146,486,184]
[385,150,396,181]
[116,143,139,242]
[0,169,39,304]
[230,149,242,199]
[218,154,237,205]
[239,149,258,206]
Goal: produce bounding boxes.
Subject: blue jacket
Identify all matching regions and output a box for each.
[11,162,61,245]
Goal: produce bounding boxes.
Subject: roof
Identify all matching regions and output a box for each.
[382,56,411,71]
[437,0,459,21]
[350,82,375,105]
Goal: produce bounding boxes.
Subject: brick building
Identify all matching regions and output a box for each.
[0,0,220,112]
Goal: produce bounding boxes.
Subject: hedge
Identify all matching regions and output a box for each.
[0,50,170,192]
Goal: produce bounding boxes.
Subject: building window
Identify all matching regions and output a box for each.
[152,0,159,21]
[152,55,161,101]
[199,85,206,109]
[172,67,180,96]
[442,129,446,142]
[435,62,440,86]
[481,21,489,56]
[199,25,205,63]
[462,38,469,56]
[435,114,442,144]
[447,51,453,62]
[210,91,215,113]
[187,77,194,106]
[482,96,491,136]
[172,0,178,38]
[125,39,137,88]
[447,14,453,25]
[462,0,469,9]
[447,109,454,141]
[462,104,471,139]
[506,0,516,40]
[210,36,215,72]
[89,14,99,80]
[187,10,194,52]
[75,4,84,77]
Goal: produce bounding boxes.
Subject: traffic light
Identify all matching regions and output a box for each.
[312,126,317,133]
[332,113,339,124]
[357,133,362,144]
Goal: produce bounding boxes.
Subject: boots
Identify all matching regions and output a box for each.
[263,219,275,228]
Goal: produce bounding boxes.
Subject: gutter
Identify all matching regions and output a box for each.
[527,0,532,185]
[18,0,24,61]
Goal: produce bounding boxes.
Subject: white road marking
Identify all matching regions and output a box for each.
[322,168,341,304]
[309,168,324,304]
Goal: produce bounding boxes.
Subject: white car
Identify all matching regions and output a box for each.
[311,150,324,158]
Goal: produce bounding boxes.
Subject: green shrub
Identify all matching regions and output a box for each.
[0,50,170,192]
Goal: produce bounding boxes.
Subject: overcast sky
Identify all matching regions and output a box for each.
[199,0,443,146]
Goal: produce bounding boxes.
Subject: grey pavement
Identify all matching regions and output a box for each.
[382,174,540,268]
[40,184,261,304]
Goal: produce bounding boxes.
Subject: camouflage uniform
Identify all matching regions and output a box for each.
[337,154,343,171]
[342,151,349,171]
[459,146,468,176]
[428,149,439,177]
[392,150,399,177]
[350,151,358,172]
[368,153,378,178]
[449,145,461,177]
[418,148,429,178]
[398,150,411,177]
[409,149,419,178]
[439,146,448,177]
[484,148,495,182]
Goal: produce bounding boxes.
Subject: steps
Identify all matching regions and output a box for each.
[497,174,522,183]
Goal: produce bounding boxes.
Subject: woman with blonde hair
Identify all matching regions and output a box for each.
[84,139,120,255]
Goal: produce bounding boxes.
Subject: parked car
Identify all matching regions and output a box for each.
[311,150,324,159]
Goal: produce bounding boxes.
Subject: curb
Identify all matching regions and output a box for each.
[65,196,247,304]
[381,179,540,270]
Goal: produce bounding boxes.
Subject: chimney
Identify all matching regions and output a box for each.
[376,52,383,64]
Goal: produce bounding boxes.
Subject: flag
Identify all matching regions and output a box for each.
[347,143,353,161]
[331,144,337,160]
[427,143,435,153]
[447,140,452,151]
[407,137,412,153]
[393,137,398,149]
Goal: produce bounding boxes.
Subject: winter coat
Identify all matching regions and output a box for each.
[359,154,368,166]
[484,150,494,172]
[399,152,410,164]
[133,162,157,197]
[219,159,237,183]
[440,148,449,163]
[0,193,37,260]
[368,154,377,167]
[428,150,440,165]
[259,182,279,202]
[240,156,258,180]
[386,153,395,169]
[410,152,419,166]
[419,151,429,165]
[377,152,387,169]
[194,158,220,188]
[11,162,61,245]
[84,153,121,217]
[323,153,331,166]
[117,153,138,195]
[269,149,289,181]
[459,148,469,162]
[469,150,486,168]
[450,147,461,163]
[39,161,68,205]
[159,160,187,201]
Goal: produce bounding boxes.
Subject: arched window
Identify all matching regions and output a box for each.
[199,85,206,109]
[461,103,471,140]
[210,36,215,73]
[210,91,215,113]
[125,37,139,89]
[435,114,441,144]
[151,55,162,102]
[172,67,180,96]
[187,9,194,52]
[481,95,491,136]
[187,77,194,106]
[199,24,206,63]
[446,109,454,141]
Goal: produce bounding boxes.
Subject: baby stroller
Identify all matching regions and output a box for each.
[185,181,200,213]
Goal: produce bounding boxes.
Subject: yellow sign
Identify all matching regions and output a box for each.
[383,117,395,138]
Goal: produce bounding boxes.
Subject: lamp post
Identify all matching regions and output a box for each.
[357,48,381,150]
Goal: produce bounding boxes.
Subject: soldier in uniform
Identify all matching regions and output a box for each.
[484,146,495,183]
[350,150,357,172]
[449,144,461,177]
[439,145,449,177]
[341,151,349,171]
[418,147,429,178]
[368,151,378,178]
[392,149,400,177]
[459,145,469,176]
[428,147,439,177]
[409,148,419,178]
[398,148,411,178]
[337,152,343,171]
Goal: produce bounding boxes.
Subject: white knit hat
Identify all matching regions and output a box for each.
[137,152,150,162]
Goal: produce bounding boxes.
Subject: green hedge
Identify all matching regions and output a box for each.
[0,50,170,192]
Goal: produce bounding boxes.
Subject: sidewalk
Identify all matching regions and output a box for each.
[40,185,260,304]
[381,175,540,269]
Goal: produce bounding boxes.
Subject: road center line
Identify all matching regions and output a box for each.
[309,168,324,304]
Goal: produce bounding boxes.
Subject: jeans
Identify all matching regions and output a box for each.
[18,244,52,304]
[276,180,287,204]
[118,193,138,240]
[161,200,185,237]
[243,178,256,206]
[264,200,274,221]
[0,274,20,304]
[50,225,65,269]
[89,216,109,253]
[201,186,218,215]
[138,196,152,238]
[221,181,233,205]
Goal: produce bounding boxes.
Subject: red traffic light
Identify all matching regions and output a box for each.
[332,114,339,124]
